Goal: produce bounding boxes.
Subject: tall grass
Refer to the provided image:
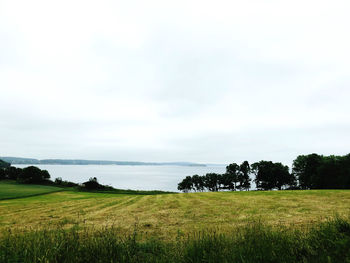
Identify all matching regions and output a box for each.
[1,217,350,263]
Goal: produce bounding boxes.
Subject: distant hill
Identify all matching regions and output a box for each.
[0,157,206,167]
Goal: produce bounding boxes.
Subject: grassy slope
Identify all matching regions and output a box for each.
[0,181,63,200]
[1,182,350,239]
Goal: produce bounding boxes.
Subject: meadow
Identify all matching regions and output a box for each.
[0,181,63,200]
[1,181,350,237]
[1,181,350,262]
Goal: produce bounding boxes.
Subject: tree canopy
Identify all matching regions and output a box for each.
[178,153,350,192]
[292,153,350,189]
[251,161,296,190]
[178,161,252,192]
[0,161,50,183]
[17,166,51,184]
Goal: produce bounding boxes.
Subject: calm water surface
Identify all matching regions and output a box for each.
[15,165,227,192]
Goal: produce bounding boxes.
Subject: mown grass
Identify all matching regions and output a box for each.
[1,183,350,238]
[1,217,350,263]
[0,181,63,200]
[80,188,174,195]
[1,183,350,261]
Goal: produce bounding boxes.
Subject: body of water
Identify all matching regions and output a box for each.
[14,164,228,192]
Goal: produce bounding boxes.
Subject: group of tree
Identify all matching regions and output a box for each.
[252,161,297,190]
[0,159,112,190]
[178,153,350,192]
[2,152,350,192]
[178,161,251,192]
[0,160,51,184]
[293,153,350,189]
[54,177,79,187]
[81,177,114,190]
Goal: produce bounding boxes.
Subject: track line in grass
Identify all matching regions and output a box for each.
[84,196,143,219]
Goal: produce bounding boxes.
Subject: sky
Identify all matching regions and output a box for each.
[1,0,350,165]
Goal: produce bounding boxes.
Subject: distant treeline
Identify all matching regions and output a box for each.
[178,153,350,192]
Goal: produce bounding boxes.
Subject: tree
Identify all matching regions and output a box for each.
[17,166,50,183]
[0,168,5,180]
[192,174,205,192]
[252,161,274,190]
[219,173,235,190]
[292,154,323,189]
[337,154,350,189]
[293,154,350,189]
[0,159,10,180]
[225,163,239,190]
[55,177,63,185]
[274,163,294,190]
[5,167,22,180]
[204,173,220,192]
[41,170,50,181]
[252,161,294,190]
[83,177,103,190]
[177,176,193,192]
[238,161,251,191]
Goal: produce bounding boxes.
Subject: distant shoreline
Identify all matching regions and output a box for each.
[1,157,207,167]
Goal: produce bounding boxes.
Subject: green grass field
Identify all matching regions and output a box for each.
[0,181,63,200]
[1,182,350,262]
[1,217,350,263]
[1,181,350,238]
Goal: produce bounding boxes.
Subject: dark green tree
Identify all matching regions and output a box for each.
[55,177,63,185]
[0,168,4,180]
[292,154,323,189]
[204,173,220,192]
[252,161,293,190]
[238,161,251,191]
[83,177,103,190]
[225,163,239,190]
[293,154,350,189]
[274,163,294,190]
[177,176,193,192]
[219,173,235,190]
[5,166,22,180]
[17,166,50,183]
[192,174,205,192]
[252,161,274,190]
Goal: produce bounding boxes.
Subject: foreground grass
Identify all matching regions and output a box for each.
[0,187,350,240]
[1,217,350,263]
[1,187,350,238]
[0,181,63,200]
[2,183,350,262]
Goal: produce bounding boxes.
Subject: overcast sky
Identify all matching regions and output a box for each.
[1,0,350,165]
